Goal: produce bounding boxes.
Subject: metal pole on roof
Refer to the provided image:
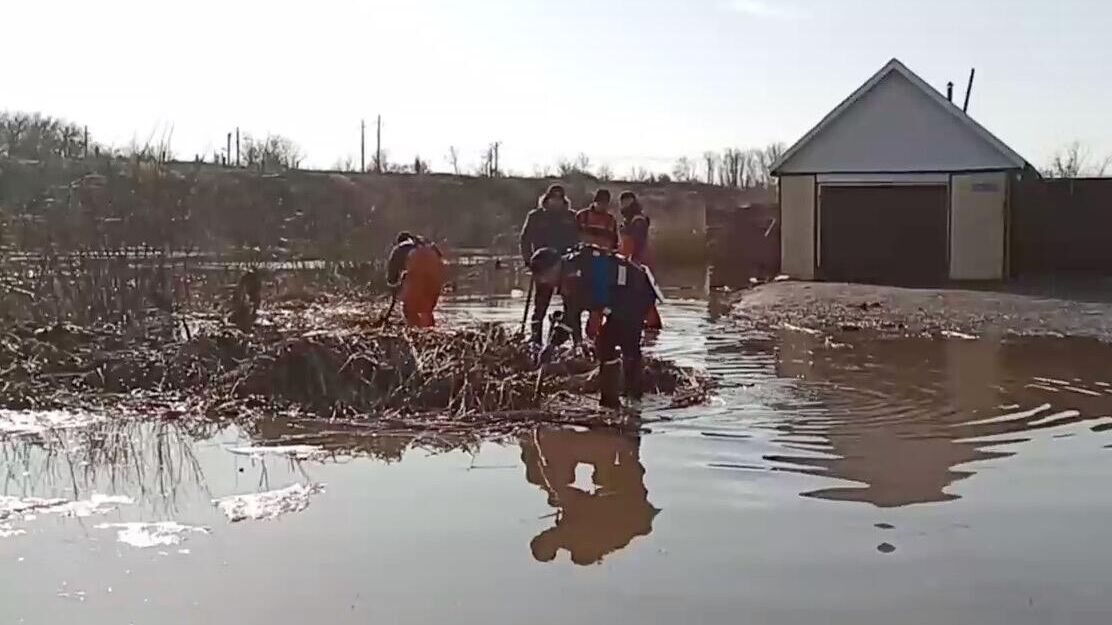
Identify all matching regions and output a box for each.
[962,68,976,113]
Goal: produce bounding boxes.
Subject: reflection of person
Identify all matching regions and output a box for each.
[386,231,445,328]
[520,428,659,566]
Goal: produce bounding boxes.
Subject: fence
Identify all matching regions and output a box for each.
[1011,178,1112,276]
[706,198,779,287]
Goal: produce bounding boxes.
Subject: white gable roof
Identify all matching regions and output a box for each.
[772,59,1028,175]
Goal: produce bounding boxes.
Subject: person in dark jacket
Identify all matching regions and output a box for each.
[386,231,445,327]
[529,245,659,409]
[519,184,579,345]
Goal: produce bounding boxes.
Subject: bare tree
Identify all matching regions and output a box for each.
[1045,141,1112,178]
[671,156,698,182]
[595,163,614,181]
[478,146,494,177]
[574,153,591,173]
[1,111,100,160]
[240,133,303,170]
[413,155,430,174]
[555,153,593,177]
[629,166,655,182]
[532,164,554,178]
[332,154,356,171]
[702,151,718,184]
[447,146,461,175]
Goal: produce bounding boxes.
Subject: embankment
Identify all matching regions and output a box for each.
[0,158,772,267]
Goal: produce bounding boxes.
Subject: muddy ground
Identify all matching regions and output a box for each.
[734,281,1112,342]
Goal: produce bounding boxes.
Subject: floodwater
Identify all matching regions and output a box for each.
[4,295,1112,624]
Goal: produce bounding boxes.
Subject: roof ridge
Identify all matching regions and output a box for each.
[771,59,1028,175]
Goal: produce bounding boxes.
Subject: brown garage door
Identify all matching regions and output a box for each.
[819,184,949,285]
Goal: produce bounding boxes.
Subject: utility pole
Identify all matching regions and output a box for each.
[492,141,501,177]
[375,115,382,173]
[235,127,240,167]
[226,132,232,167]
[83,126,89,158]
[360,119,366,172]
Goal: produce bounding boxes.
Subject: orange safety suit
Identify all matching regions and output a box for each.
[576,206,618,340]
[619,214,662,330]
[387,237,446,328]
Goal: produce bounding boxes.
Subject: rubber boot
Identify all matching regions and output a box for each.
[547,311,570,348]
[599,360,623,410]
[623,358,643,400]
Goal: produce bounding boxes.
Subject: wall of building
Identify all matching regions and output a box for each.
[949,172,1007,280]
[779,175,816,279]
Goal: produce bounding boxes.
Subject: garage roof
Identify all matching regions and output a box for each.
[772,59,1029,176]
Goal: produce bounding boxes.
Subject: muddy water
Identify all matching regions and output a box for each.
[4,298,1112,624]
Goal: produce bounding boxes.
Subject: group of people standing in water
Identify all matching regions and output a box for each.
[386,182,662,409]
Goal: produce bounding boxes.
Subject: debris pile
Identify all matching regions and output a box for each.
[0,297,712,433]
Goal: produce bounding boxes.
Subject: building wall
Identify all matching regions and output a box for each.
[950,172,1007,280]
[779,175,816,279]
[777,73,1018,175]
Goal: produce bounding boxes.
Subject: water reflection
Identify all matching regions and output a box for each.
[1,418,217,515]
[520,428,659,565]
[769,332,1112,507]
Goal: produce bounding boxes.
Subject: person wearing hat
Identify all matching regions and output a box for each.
[575,188,619,250]
[528,244,659,409]
[386,231,445,327]
[519,184,579,345]
[618,190,662,330]
[574,188,619,339]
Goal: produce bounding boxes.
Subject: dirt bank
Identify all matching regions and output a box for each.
[734,281,1112,342]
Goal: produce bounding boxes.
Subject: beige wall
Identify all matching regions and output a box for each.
[950,172,1007,280]
[779,175,816,279]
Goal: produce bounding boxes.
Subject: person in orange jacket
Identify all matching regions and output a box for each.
[386,231,445,328]
[575,189,619,339]
[618,191,662,330]
[575,188,619,250]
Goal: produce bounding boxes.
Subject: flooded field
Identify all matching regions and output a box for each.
[4,295,1112,624]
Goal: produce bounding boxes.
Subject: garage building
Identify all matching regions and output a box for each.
[772,58,1033,284]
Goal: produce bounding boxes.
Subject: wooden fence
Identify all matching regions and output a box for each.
[1011,178,1112,276]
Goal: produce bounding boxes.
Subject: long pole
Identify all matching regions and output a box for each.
[226,132,232,166]
[963,68,976,113]
[360,119,366,172]
[235,127,240,167]
[520,277,534,336]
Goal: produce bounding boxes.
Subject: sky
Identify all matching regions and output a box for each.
[4,0,1111,175]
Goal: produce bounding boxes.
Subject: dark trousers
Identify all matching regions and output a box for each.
[596,315,644,402]
[532,282,556,325]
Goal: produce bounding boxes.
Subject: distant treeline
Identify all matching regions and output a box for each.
[2,109,786,188]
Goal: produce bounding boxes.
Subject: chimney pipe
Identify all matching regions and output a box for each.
[963,68,976,113]
[946,82,954,102]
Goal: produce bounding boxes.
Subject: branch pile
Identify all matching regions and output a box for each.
[1,298,712,433]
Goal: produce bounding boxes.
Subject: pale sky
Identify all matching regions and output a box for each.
[5,0,1110,175]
